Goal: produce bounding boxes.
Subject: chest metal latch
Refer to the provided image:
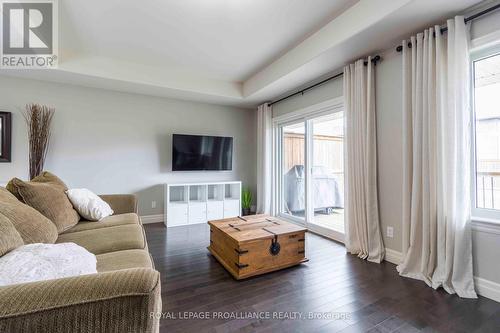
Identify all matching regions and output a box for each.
[262,227,281,256]
[269,235,281,256]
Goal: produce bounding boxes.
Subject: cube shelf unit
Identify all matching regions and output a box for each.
[164,181,241,227]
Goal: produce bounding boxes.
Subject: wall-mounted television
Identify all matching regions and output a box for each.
[172,134,233,171]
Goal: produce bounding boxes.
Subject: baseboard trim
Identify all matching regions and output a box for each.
[384,248,403,265]
[140,214,164,224]
[384,248,500,303]
[475,277,500,303]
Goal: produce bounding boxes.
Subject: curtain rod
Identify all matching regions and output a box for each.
[396,3,500,52]
[268,55,380,106]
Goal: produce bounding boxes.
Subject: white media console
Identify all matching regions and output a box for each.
[164,181,241,227]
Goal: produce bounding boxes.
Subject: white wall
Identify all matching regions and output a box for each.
[270,10,500,291]
[0,76,256,216]
[272,77,343,118]
[374,50,404,252]
[470,4,500,40]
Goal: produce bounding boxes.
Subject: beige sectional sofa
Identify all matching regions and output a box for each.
[0,178,161,333]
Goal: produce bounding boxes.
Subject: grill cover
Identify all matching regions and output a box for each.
[284,165,344,212]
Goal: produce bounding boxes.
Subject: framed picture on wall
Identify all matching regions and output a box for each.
[0,112,12,162]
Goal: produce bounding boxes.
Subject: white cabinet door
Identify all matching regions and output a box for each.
[167,204,188,227]
[188,203,207,224]
[207,201,224,220]
[223,200,240,218]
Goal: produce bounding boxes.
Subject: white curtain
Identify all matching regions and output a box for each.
[344,57,385,263]
[398,16,477,298]
[256,103,273,214]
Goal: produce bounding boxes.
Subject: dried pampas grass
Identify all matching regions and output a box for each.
[23,104,55,180]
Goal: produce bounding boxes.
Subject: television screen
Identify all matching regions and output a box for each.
[172,134,233,171]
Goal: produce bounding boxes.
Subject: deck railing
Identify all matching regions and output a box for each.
[477,172,500,210]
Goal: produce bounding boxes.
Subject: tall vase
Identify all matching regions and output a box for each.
[24,104,54,180]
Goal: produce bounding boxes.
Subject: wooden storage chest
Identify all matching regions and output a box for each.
[208,214,307,279]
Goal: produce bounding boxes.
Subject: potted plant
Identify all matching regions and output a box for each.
[241,188,253,216]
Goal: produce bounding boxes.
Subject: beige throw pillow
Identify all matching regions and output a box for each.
[0,187,19,203]
[6,171,68,201]
[8,178,80,233]
[0,213,24,257]
[0,189,58,244]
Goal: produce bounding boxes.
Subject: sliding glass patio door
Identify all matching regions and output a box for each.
[280,121,306,223]
[309,113,344,240]
[275,103,345,242]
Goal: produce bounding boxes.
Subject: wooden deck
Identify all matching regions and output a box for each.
[312,209,345,233]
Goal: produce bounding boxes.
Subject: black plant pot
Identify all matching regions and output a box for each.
[242,208,251,216]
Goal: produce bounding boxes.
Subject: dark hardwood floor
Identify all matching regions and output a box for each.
[144,223,500,333]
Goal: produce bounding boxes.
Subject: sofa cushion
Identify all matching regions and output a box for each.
[0,213,24,257]
[6,171,68,201]
[8,178,80,233]
[0,192,58,244]
[96,249,153,272]
[0,187,20,203]
[63,213,140,234]
[56,224,146,255]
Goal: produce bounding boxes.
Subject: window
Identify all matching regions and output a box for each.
[472,48,500,220]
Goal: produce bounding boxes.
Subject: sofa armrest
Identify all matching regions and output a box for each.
[99,194,138,215]
[0,268,161,333]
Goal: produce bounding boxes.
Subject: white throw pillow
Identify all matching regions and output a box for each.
[0,243,97,287]
[66,188,114,221]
